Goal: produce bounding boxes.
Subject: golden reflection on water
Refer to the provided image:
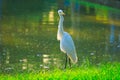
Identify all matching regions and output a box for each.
[43,54,50,64]
[42,10,55,25]
[48,10,54,24]
[95,8,109,23]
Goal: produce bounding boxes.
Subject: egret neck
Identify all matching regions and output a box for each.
[57,15,64,40]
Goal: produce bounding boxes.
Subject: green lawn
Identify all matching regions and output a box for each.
[1,63,120,80]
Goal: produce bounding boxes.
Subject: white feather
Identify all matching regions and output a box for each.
[57,9,78,64]
[60,32,77,63]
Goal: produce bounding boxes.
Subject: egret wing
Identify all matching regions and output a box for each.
[60,32,77,63]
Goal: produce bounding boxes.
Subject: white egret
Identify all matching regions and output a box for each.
[57,10,78,68]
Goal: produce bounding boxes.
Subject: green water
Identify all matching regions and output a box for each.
[0,0,120,73]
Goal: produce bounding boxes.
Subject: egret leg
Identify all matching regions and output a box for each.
[64,54,67,69]
[69,58,71,68]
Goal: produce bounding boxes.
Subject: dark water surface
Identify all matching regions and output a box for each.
[0,0,120,73]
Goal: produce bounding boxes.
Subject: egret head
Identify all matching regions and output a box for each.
[58,10,65,16]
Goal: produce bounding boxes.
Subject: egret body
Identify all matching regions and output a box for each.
[57,10,78,68]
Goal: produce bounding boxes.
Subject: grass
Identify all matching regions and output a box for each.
[0,62,120,80]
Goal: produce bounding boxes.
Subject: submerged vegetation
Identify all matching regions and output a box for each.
[0,62,120,80]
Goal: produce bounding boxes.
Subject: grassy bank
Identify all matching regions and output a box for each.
[0,63,120,80]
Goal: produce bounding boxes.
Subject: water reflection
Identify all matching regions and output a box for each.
[48,10,55,24]
[21,59,28,70]
[43,54,50,64]
[0,0,120,73]
[95,8,109,23]
[109,24,115,44]
[42,9,56,26]
[6,50,10,64]
[0,0,2,19]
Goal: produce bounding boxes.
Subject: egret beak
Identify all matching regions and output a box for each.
[62,12,65,15]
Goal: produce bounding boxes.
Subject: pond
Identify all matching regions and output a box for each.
[0,0,120,73]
